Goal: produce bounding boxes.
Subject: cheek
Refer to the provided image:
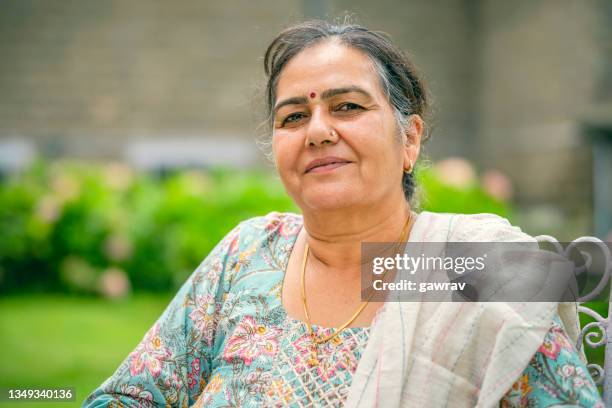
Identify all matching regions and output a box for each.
[349,118,402,170]
[272,134,301,175]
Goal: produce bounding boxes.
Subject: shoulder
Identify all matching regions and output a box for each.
[234,211,303,241]
[190,212,302,289]
[201,212,302,263]
[213,211,302,257]
[420,211,535,243]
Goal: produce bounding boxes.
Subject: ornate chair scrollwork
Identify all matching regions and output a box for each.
[536,235,612,405]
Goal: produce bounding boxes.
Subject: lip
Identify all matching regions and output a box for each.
[304,156,353,174]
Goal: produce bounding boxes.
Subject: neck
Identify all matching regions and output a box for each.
[301,198,412,273]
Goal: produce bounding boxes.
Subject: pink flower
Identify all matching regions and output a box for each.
[187,358,203,390]
[117,384,154,407]
[245,368,272,395]
[538,336,561,359]
[207,259,224,281]
[192,358,200,373]
[129,323,172,378]
[279,220,301,238]
[560,364,575,377]
[189,296,216,345]
[223,317,281,365]
[188,375,198,390]
[539,324,574,361]
[573,377,587,388]
[226,232,240,256]
[263,213,282,232]
[164,371,183,390]
[551,326,574,351]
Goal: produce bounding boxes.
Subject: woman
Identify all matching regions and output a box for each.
[84,20,603,407]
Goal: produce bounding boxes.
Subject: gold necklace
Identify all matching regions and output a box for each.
[301,211,414,366]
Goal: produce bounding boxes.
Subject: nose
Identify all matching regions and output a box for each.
[304,108,339,147]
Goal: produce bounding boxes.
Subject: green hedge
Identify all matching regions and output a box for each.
[0,161,510,295]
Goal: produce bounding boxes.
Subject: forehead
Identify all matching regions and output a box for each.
[275,41,383,99]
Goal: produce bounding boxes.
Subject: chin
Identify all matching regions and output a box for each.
[300,185,363,211]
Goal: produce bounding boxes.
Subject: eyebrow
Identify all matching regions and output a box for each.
[273,86,373,115]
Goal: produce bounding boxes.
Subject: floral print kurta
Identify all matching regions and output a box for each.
[84,212,603,407]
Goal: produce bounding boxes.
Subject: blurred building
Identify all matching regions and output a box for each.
[0,0,610,238]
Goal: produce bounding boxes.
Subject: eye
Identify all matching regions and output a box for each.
[280,112,307,127]
[337,102,364,112]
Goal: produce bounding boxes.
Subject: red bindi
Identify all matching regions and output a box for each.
[309,92,316,98]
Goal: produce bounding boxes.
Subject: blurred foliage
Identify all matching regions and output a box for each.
[0,160,510,295]
[415,167,511,219]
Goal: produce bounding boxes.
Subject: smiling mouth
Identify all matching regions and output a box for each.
[306,161,351,174]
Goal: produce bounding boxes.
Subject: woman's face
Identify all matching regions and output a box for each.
[272,40,420,212]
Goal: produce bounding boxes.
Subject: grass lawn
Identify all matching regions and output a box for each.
[0,294,173,407]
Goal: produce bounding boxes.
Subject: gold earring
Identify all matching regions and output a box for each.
[405,160,414,174]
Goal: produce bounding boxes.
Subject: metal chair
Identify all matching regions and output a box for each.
[536,235,612,405]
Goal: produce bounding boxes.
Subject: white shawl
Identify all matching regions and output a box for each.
[345,211,581,408]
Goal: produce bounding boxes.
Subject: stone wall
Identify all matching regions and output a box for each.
[0,0,303,159]
[0,0,482,161]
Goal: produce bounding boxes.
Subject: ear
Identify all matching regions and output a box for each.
[402,114,423,172]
